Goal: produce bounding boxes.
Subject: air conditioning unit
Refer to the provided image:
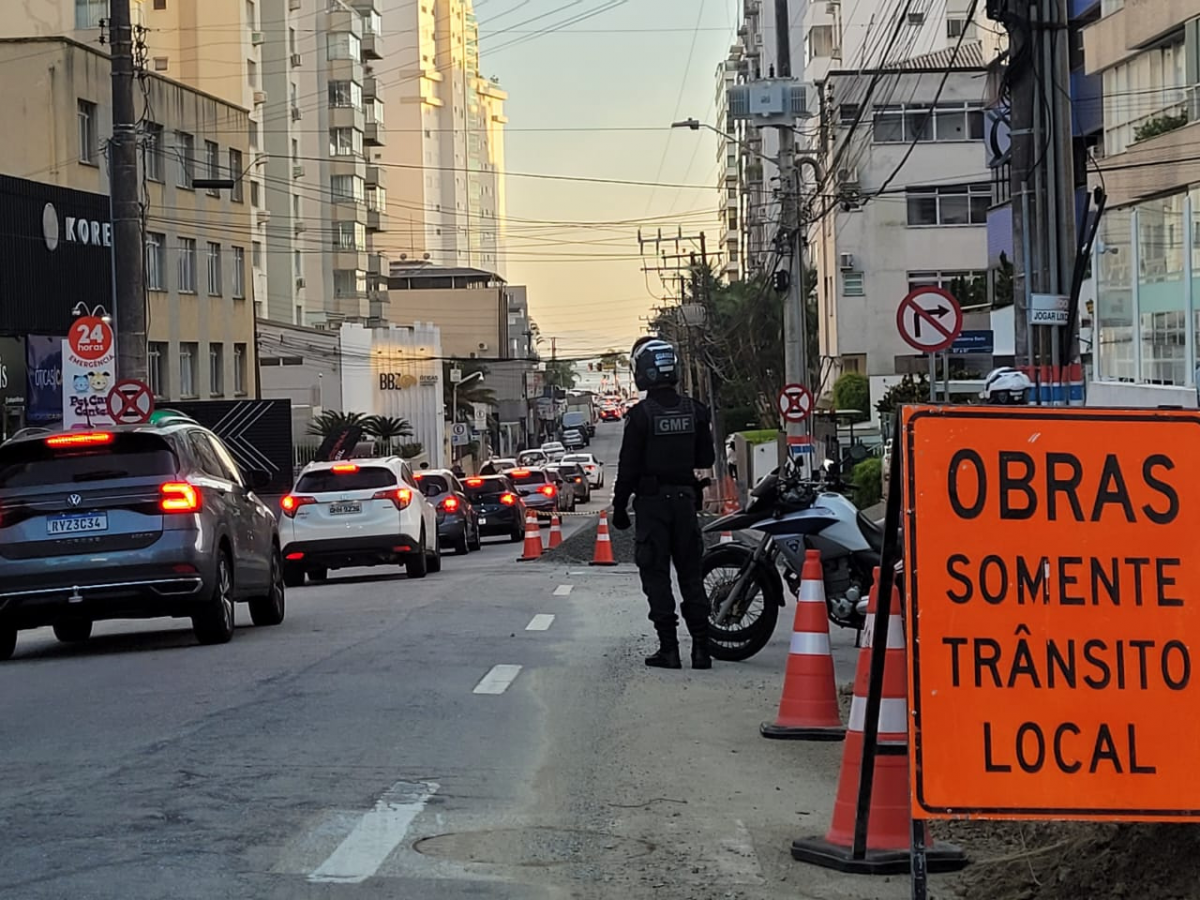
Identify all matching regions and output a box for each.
[290,53,302,67]
[292,164,305,178]
[253,90,268,105]
[258,209,271,221]
[251,31,264,45]
[477,342,489,352]
[907,11,925,24]
[291,106,303,121]
[294,221,307,234]
[837,167,859,187]
[295,277,306,289]
[289,0,301,8]
[839,252,855,271]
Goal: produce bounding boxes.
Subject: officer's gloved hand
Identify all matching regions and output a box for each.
[611,506,632,531]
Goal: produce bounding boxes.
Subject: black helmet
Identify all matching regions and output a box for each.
[630,336,679,391]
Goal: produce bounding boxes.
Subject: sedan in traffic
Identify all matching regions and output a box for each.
[508,468,561,519]
[415,469,482,555]
[462,475,526,542]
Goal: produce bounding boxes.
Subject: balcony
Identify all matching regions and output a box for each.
[328,157,367,180]
[367,208,388,232]
[329,106,366,132]
[365,122,385,146]
[1082,0,1189,71]
[364,75,378,99]
[366,165,387,189]
[362,31,383,59]
[368,253,386,276]
[331,199,368,224]
[326,58,363,87]
[333,248,369,271]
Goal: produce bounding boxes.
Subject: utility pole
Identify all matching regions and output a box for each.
[999,0,1077,400]
[109,0,147,382]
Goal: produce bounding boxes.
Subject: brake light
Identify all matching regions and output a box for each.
[373,488,412,510]
[441,496,460,512]
[510,468,530,477]
[285,552,304,561]
[46,432,114,448]
[465,477,484,487]
[280,494,316,517]
[499,492,517,506]
[160,482,201,513]
[539,484,557,498]
[331,463,359,474]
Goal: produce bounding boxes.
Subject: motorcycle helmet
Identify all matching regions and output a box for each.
[630,336,679,391]
[980,367,1035,405]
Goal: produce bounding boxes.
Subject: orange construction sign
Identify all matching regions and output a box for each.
[902,406,1200,822]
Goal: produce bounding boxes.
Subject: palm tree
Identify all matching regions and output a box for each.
[364,415,413,455]
[444,361,497,420]
[307,410,369,438]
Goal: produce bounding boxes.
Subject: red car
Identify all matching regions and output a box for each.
[598,407,621,422]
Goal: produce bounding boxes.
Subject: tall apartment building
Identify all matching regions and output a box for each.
[379,0,508,279]
[1083,0,1200,408]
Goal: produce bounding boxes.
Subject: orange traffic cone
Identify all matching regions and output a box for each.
[761,550,845,741]
[790,572,966,875]
[517,512,543,562]
[589,510,618,567]
[548,514,563,549]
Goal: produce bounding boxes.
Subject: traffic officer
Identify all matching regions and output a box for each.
[611,337,717,670]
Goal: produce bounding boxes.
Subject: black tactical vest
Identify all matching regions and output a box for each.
[641,394,697,483]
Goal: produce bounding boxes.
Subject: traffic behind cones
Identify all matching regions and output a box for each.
[790,571,966,875]
[548,514,563,549]
[517,512,544,562]
[761,549,845,741]
[589,510,618,566]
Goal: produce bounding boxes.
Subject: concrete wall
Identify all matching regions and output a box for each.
[385,286,507,358]
[258,320,344,440]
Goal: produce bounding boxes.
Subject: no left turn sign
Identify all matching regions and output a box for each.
[896,286,963,354]
[777,383,813,424]
[106,379,155,425]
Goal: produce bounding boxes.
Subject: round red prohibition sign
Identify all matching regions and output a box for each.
[896,286,963,354]
[778,383,813,424]
[107,379,155,425]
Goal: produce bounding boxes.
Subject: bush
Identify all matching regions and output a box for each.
[832,372,871,420]
[851,457,883,510]
[397,442,424,459]
[739,429,781,446]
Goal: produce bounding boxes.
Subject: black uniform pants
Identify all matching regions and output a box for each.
[633,489,709,649]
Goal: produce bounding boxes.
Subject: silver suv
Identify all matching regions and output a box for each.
[0,416,286,661]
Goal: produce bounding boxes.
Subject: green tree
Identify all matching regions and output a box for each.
[543,359,577,391]
[599,349,629,372]
[851,457,883,509]
[307,410,369,438]
[992,251,1015,309]
[832,372,871,420]
[397,441,424,460]
[364,415,413,454]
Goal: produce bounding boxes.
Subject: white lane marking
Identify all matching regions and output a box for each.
[308,781,439,884]
[712,819,765,883]
[553,584,574,597]
[526,614,555,631]
[473,664,523,695]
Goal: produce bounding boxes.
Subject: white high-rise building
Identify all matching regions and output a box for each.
[378,0,508,280]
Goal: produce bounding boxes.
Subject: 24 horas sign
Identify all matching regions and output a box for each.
[902,406,1200,822]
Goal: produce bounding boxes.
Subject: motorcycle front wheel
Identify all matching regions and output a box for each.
[701,543,781,661]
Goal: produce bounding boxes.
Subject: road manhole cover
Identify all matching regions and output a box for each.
[413,827,655,868]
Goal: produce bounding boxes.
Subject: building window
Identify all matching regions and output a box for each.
[331,174,365,202]
[838,103,860,125]
[907,270,988,306]
[249,120,259,150]
[250,180,261,206]
[294,250,303,279]
[209,343,224,396]
[327,32,361,61]
[204,140,220,194]
[232,246,246,298]
[148,342,166,396]
[328,80,363,108]
[77,100,97,164]
[252,241,263,269]
[367,98,384,127]
[207,242,222,295]
[946,17,967,38]
[334,269,367,297]
[228,148,244,201]
[176,131,195,187]
[234,343,248,395]
[245,0,255,27]
[1102,41,1187,156]
[874,103,984,143]
[75,0,108,28]
[367,186,386,211]
[842,271,865,296]
[329,127,363,157]
[179,342,199,397]
[247,59,258,88]
[145,232,167,291]
[179,237,197,292]
[289,27,298,53]
[336,221,366,251]
[143,122,164,181]
[293,194,301,218]
[906,184,990,226]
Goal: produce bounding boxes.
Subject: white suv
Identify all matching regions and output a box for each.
[279,457,440,585]
[562,453,604,489]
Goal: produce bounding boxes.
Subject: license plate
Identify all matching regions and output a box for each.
[479,517,487,525]
[329,502,362,516]
[47,513,108,535]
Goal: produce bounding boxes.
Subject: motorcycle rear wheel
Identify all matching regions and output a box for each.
[701,544,781,661]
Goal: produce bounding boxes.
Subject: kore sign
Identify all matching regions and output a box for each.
[903,406,1200,821]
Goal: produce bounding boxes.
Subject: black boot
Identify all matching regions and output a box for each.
[645,646,682,669]
[691,641,712,670]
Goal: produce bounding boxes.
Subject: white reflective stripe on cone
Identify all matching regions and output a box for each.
[789,631,830,656]
[860,616,905,650]
[848,696,909,735]
[597,533,610,542]
[797,580,825,604]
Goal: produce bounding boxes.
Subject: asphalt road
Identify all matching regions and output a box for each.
[0,422,914,900]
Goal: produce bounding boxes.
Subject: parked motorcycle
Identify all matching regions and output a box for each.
[700,450,883,661]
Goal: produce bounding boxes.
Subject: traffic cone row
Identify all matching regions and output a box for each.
[789,568,966,875]
[517,512,542,562]
[589,510,618,566]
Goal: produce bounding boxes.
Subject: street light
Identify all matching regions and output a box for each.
[671,118,779,167]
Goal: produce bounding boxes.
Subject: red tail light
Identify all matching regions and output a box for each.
[499,492,517,506]
[285,552,305,561]
[331,463,359,473]
[510,468,530,477]
[47,432,113,448]
[160,482,201,513]
[373,487,412,510]
[465,477,484,487]
[539,484,556,498]
[281,494,316,517]
[441,496,460,512]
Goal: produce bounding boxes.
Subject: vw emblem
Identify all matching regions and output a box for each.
[67,494,82,507]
